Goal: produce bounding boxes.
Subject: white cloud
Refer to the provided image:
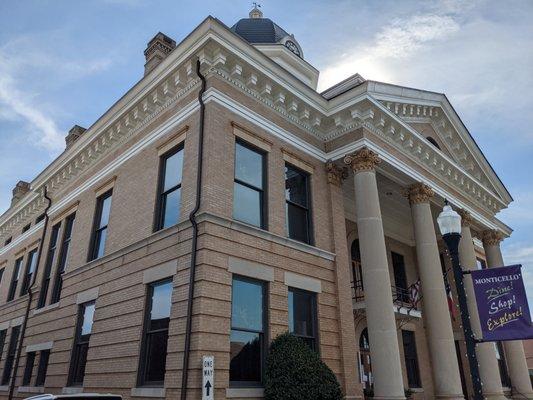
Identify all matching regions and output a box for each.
[0,35,112,152]
[318,13,460,90]
[0,67,63,151]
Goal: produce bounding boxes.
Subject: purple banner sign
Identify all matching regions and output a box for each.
[471,265,533,341]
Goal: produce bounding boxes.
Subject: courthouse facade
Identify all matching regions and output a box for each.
[0,8,531,400]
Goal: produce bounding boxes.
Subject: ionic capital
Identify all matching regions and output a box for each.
[343,148,380,172]
[325,161,348,187]
[457,208,473,227]
[482,229,504,247]
[406,182,434,204]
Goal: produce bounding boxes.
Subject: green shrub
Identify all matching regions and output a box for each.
[265,333,343,400]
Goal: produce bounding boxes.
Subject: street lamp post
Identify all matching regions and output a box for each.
[437,201,484,400]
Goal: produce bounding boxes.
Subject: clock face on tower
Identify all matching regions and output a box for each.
[284,40,301,57]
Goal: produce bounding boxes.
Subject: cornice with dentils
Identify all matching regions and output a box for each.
[0,16,511,241]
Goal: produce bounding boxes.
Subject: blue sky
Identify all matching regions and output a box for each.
[0,0,532,303]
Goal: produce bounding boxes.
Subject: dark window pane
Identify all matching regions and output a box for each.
[402,330,421,388]
[21,249,38,295]
[286,203,309,243]
[23,352,36,385]
[2,326,21,384]
[151,281,173,321]
[139,280,173,386]
[69,302,94,386]
[7,258,22,301]
[35,350,50,386]
[72,343,88,385]
[235,143,263,188]
[99,195,112,228]
[231,278,263,331]
[230,330,261,383]
[162,188,181,229]
[285,166,308,206]
[51,214,75,304]
[163,149,184,191]
[144,330,169,383]
[289,290,314,337]
[233,183,262,227]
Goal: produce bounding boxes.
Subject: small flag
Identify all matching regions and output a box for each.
[443,270,456,320]
[409,279,421,308]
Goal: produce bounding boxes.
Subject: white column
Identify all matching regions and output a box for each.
[483,230,533,399]
[457,210,506,399]
[344,149,405,400]
[407,183,464,399]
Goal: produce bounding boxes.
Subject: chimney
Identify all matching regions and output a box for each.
[65,125,87,149]
[144,32,176,76]
[11,181,30,207]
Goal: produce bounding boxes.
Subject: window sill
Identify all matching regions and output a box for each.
[62,387,83,394]
[409,388,423,393]
[32,302,59,316]
[18,386,44,393]
[226,387,264,398]
[0,386,8,392]
[131,387,166,398]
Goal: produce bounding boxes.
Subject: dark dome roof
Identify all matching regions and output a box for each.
[231,18,290,44]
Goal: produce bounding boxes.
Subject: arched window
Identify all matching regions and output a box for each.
[359,328,372,390]
[426,136,441,150]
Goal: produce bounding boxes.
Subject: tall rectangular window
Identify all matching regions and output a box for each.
[2,325,21,385]
[233,141,266,229]
[230,276,266,386]
[156,146,184,230]
[35,349,50,386]
[401,330,421,388]
[0,329,7,362]
[285,164,311,244]
[391,252,409,303]
[20,248,38,296]
[288,288,318,350]
[7,257,23,302]
[22,351,36,386]
[68,301,95,386]
[51,213,75,304]
[89,191,112,261]
[38,223,61,308]
[138,279,172,386]
[0,268,4,288]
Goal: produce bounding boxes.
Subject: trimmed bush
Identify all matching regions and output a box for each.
[265,333,343,400]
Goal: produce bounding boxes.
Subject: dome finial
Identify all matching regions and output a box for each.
[249,2,263,18]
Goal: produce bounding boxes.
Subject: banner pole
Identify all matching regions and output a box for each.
[443,232,484,400]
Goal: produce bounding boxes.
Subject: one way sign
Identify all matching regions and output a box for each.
[202,355,214,400]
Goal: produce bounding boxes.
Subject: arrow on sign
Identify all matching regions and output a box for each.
[204,381,212,396]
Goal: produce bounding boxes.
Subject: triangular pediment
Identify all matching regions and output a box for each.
[365,82,512,206]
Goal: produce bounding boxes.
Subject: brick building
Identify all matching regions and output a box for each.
[0,8,531,400]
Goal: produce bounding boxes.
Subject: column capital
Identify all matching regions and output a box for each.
[325,160,348,186]
[457,208,473,227]
[406,182,434,204]
[343,148,380,172]
[482,229,504,246]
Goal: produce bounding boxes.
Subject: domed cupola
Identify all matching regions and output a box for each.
[231,5,304,59]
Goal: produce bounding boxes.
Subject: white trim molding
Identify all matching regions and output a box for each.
[25,341,53,353]
[229,257,274,282]
[284,272,322,293]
